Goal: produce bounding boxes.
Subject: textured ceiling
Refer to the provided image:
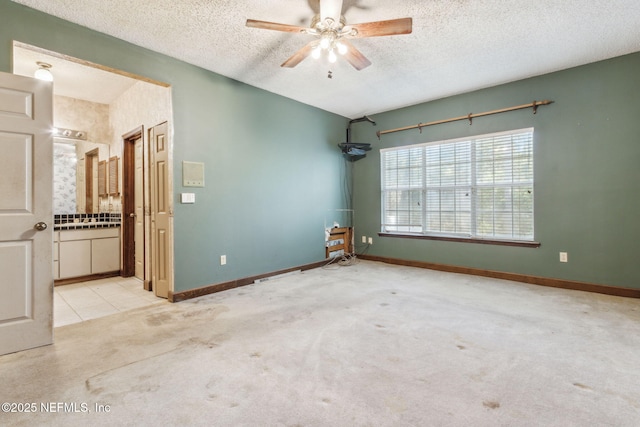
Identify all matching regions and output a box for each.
[11,0,640,118]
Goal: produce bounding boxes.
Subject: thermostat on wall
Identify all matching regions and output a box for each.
[183,161,205,187]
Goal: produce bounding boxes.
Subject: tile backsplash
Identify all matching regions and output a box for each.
[54,213,121,230]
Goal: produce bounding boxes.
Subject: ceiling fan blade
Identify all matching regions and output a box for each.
[340,40,371,71]
[281,42,316,68]
[320,0,343,22]
[246,19,307,34]
[348,17,412,38]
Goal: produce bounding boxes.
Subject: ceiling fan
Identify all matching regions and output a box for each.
[246,0,412,70]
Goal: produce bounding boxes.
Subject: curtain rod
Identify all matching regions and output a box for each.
[376,100,553,139]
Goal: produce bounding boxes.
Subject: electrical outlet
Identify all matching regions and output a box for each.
[220,255,227,265]
[362,235,367,243]
[368,237,373,245]
[559,252,568,263]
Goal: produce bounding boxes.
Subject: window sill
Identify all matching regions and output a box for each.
[378,232,541,248]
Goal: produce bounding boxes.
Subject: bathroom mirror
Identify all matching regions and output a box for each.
[53,138,111,214]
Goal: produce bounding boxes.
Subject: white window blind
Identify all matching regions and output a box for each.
[381,128,534,241]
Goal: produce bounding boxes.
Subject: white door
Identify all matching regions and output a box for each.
[150,122,172,298]
[0,71,53,355]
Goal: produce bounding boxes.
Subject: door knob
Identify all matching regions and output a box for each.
[34,222,48,231]
[129,213,135,218]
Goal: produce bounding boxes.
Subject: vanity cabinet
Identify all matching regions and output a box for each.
[57,227,120,280]
[59,239,91,278]
[91,237,120,273]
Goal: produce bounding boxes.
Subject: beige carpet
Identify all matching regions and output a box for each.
[1,260,639,426]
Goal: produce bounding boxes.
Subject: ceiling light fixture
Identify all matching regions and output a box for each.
[306,16,356,64]
[52,126,88,141]
[34,61,53,82]
[246,3,412,71]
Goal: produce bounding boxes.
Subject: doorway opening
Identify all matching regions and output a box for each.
[12,41,175,324]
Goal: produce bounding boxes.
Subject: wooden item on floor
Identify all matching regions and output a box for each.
[326,227,352,259]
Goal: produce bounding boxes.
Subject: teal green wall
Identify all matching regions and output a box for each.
[351,52,640,289]
[1,1,348,292]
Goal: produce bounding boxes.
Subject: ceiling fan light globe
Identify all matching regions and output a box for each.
[328,50,337,63]
[336,42,348,55]
[320,36,331,50]
[312,46,322,59]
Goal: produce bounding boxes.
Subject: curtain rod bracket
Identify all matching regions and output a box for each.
[418,123,424,133]
[376,130,381,140]
[532,100,539,114]
[468,113,473,125]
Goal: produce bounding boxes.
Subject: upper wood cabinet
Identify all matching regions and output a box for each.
[98,160,107,197]
[109,156,119,196]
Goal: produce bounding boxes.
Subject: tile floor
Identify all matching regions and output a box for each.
[54,276,166,327]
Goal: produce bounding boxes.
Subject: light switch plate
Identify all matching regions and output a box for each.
[181,193,195,203]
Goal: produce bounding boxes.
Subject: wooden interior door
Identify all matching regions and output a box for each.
[122,128,145,280]
[0,71,53,355]
[149,122,172,298]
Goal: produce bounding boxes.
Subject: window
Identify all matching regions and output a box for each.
[381,128,534,242]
